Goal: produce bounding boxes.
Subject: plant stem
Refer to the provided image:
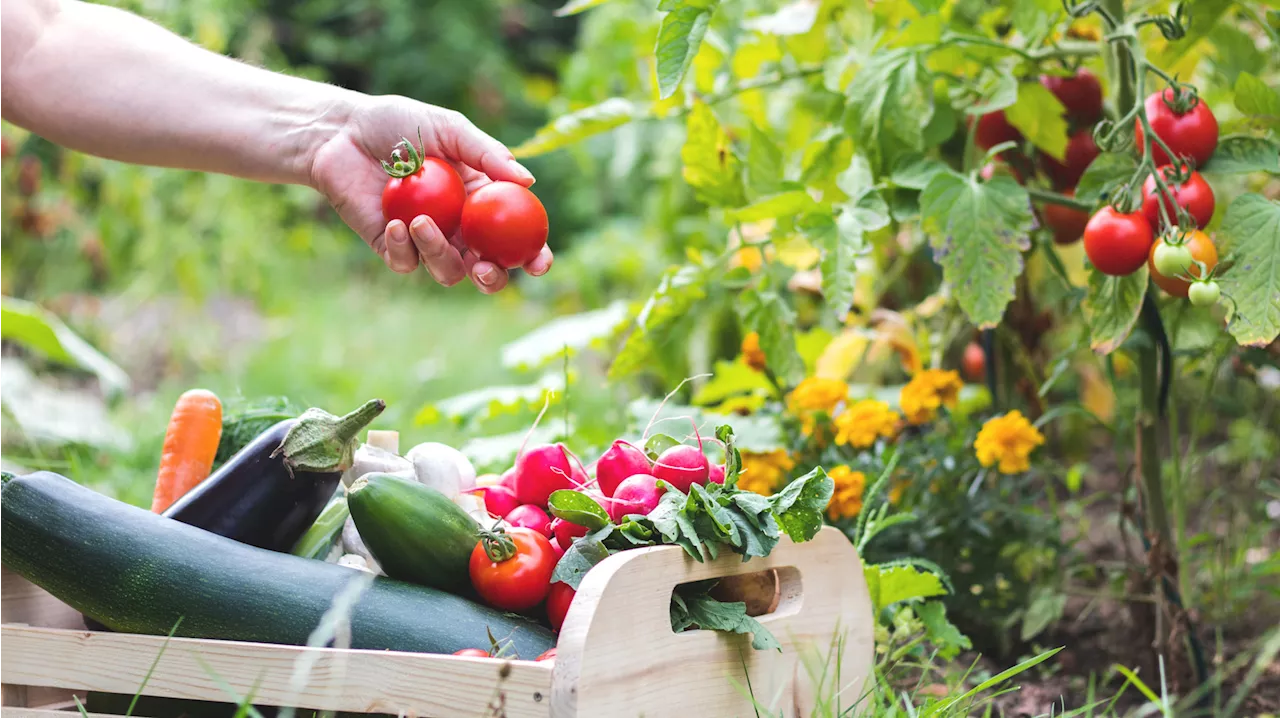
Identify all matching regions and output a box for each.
[1027,187,1095,211]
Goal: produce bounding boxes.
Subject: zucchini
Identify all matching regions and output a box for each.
[347,473,479,594]
[1,472,554,658]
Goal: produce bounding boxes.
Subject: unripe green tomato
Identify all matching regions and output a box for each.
[1188,281,1221,307]
[1152,241,1193,277]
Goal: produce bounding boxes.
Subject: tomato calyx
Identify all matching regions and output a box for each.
[380,128,428,179]
[1159,83,1202,116]
[478,527,519,563]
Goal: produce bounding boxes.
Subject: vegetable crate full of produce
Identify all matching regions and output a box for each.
[0,529,872,718]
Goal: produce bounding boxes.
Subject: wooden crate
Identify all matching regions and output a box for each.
[2,526,874,717]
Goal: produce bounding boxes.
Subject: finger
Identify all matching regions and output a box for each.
[465,253,509,294]
[409,216,466,287]
[382,220,420,274]
[523,245,554,277]
[437,112,535,187]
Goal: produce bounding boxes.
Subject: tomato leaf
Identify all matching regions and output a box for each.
[919,171,1033,328]
[1218,194,1280,347]
[724,191,817,222]
[801,213,861,322]
[746,124,785,197]
[1202,136,1280,176]
[1004,82,1069,162]
[552,0,616,17]
[655,1,717,100]
[511,98,637,158]
[1234,72,1280,130]
[737,289,805,385]
[1083,269,1147,355]
[842,48,934,168]
[889,154,948,190]
[610,265,708,378]
[671,585,781,651]
[548,490,611,531]
[769,467,834,543]
[1075,153,1138,205]
[681,101,746,206]
[552,526,613,590]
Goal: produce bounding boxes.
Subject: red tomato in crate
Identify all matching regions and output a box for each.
[469,527,556,612]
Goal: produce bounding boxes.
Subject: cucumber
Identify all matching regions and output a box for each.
[347,473,480,594]
[1,472,554,658]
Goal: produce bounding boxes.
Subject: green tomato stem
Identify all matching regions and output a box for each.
[1027,187,1094,211]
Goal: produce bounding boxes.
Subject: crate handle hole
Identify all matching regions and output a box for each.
[670,566,801,636]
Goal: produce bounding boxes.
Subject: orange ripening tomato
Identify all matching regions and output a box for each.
[1148,230,1218,298]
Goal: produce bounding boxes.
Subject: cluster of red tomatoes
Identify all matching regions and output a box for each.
[381,135,548,269]
[977,73,1223,306]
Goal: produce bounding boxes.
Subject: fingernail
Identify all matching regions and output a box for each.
[390,222,410,246]
[509,161,534,184]
[410,215,430,236]
[476,266,498,286]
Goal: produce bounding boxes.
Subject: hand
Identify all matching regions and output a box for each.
[308,94,552,293]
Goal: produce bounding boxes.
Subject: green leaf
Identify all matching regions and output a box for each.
[1004,82,1069,161]
[742,0,820,36]
[1009,0,1061,40]
[1234,72,1280,130]
[746,124,785,197]
[415,375,563,426]
[769,467,834,543]
[919,172,1033,328]
[511,98,637,158]
[673,587,780,651]
[916,601,971,660]
[864,562,947,612]
[690,483,738,545]
[553,0,616,16]
[644,433,683,460]
[843,49,934,165]
[889,154,948,190]
[681,101,745,207]
[1074,153,1138,205]
[737,289,805,384]
[971,71,1020,113]
[1020,586,1067,642]
[1218,194,1280,347]
[1202,136,1280,175]
[1083,270,1147,354]
[725,191,817,222]
[501,301,629,370]
[715,424,743,487]
[836,153,874,199]
[655,2,716,100]
[610,265,708,378]
[692,360,772,407]
[552,526,613,590]
[0,297,130,397]
[801,213,860,322]
[548,490,611,531]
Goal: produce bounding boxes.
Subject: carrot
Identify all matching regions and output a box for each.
[151,389,223,513]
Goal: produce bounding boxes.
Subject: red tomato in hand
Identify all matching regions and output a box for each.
[972,112,1022,152]
[1040,130,1099,189]
[1141,166,1215,230]
[1083,207,1154,276]
[1042,189,1091,245]
[1148,230,1218,298]
[546,581,576,633]
[381,139,466,237]
[460,181,549,269]
[469,528,556,612]
[1135,90,1218,167]
[961,342,985,383]
[1040,69,1104,125]
[452,648,491,657]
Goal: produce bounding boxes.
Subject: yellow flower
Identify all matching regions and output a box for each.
[833,399,901,449]
[738,450,795,496]
[788,377,849,414]
[826,465,866,521]
[742,331,767,372]
[974,410,1046,474]
[899,369,964,424]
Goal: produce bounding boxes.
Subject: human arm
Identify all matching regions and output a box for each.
[0,0,549,291]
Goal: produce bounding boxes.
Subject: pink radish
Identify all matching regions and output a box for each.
[653,444,710,492]
[506,504,553,538]
[608,474,664,522]
[500,467,519,490]
[595,440,652,497]
[550,517,589,551]
[708,463,726,484]
[514,443,574,507]
[482,484,519,518]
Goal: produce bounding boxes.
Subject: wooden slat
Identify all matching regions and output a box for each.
[3,708,119,718]
[1,626,552,718]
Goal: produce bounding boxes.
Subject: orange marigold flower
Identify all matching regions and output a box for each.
[833,399,901,449]
[737,449,796,496]
[974,410,1046,474]
[742,331,767,372]
[899,368,964,424]
[788,377,849,415]
[826,465,866,521]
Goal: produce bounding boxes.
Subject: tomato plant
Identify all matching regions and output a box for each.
[1083,207,1154,276]
[1134,89,1219,167]
[469,527,556,612]
[961,342,985,383]
[1041,190,1091,245]
[1188,280,1221,307]
[1141,165,1215,230]
[1039,130,1099,189]
[1040,69,1103,125]
[972,112,1021,152]
[1148,230,1218,298]
[381,133,466,237]
[460,181,549,269]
